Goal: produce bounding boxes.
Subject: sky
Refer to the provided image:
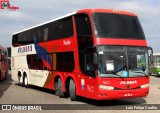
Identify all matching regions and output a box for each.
[0,0,160,53]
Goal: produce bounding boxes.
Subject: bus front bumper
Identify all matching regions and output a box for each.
[94,87,149,100]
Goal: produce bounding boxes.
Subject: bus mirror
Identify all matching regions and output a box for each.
[150,54,153,64]
[93,53,98,65]
[148,47,153,64]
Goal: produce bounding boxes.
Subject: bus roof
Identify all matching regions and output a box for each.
[13,12,76,35]
[13,8,137,35]
[77,8,137,16]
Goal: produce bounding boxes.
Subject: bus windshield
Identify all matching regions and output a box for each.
[98,46,149,77]
[93,13,145,39]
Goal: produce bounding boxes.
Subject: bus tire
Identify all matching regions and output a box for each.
[24,75,29,88]
[57,78,64,98]
[54,81,58,96]
[69,79,77,101]
[18,72,24,87]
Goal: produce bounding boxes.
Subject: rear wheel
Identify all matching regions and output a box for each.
[18,72,23,86]
[24,75,29,88]
[54,81,58,96]
[57,78,64,98]
[69,79,77,101]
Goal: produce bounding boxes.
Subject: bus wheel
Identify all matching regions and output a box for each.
[54,81,58,96]
[24,75,29,88]
[18,73,23,85]
[19,76,24,87]
[69,79,77,101]
[57,78,64,98]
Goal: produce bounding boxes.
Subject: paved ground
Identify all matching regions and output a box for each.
[0,73,160,113]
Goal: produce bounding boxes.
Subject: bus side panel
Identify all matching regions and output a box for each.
[11,56,29,82]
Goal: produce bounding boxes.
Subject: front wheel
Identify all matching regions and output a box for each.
[69,79,77,101]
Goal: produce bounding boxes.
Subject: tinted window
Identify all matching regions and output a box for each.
[84,48,95,76]
[27,54,50,70]
[12,16,73,47]
[14,30,34,46]
[48,17,73,40]
[34,27,44,42]
[56,52,74,72]
[44,28,48,41]
[12,34,19,46]
[75,14,93,51]
[93,13,145,39]
[75,14,94,75]
[75,14,92,37]
[12,28,44,46]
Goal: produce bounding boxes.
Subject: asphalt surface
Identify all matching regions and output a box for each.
[0,72,160,113]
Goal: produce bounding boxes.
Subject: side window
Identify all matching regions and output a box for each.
[77,49,95,77]
[75,14,92,38]
[18,30,34,45]
[44,28,48,41]
[56,52,64,71]
[48,16,73,40]
[34,27,44,42]
[12,34,19,47]
[37,55,49,70]
[18,32,25,45]
[84,48,95,77]
[63,52,74,71]
[26,30,34,44]
[27,55,36,69]
[56,52,74,72]
[75,14,94,76]
[27,54,48,70]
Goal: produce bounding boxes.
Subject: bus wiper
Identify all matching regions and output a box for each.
[129,70,147,76]
[114,73,124,80]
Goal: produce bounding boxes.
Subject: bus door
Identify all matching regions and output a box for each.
[83,48,97,96]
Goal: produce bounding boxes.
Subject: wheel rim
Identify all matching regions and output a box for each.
[24,76,28,86]
[20,76,23,84]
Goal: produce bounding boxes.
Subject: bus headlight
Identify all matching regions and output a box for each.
[99,85,114,90]
[140,84,149,88]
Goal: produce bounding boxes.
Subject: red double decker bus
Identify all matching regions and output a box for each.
[12,9,153,100]
[0,45,8,81]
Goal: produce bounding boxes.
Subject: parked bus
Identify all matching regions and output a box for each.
[0,45,8,81]
[149,53,160,76]
[11,9,153,100]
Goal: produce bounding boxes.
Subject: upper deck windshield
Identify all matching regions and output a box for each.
[93,13,145,39]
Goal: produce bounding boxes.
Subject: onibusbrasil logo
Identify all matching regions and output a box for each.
[0,0,19,11]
